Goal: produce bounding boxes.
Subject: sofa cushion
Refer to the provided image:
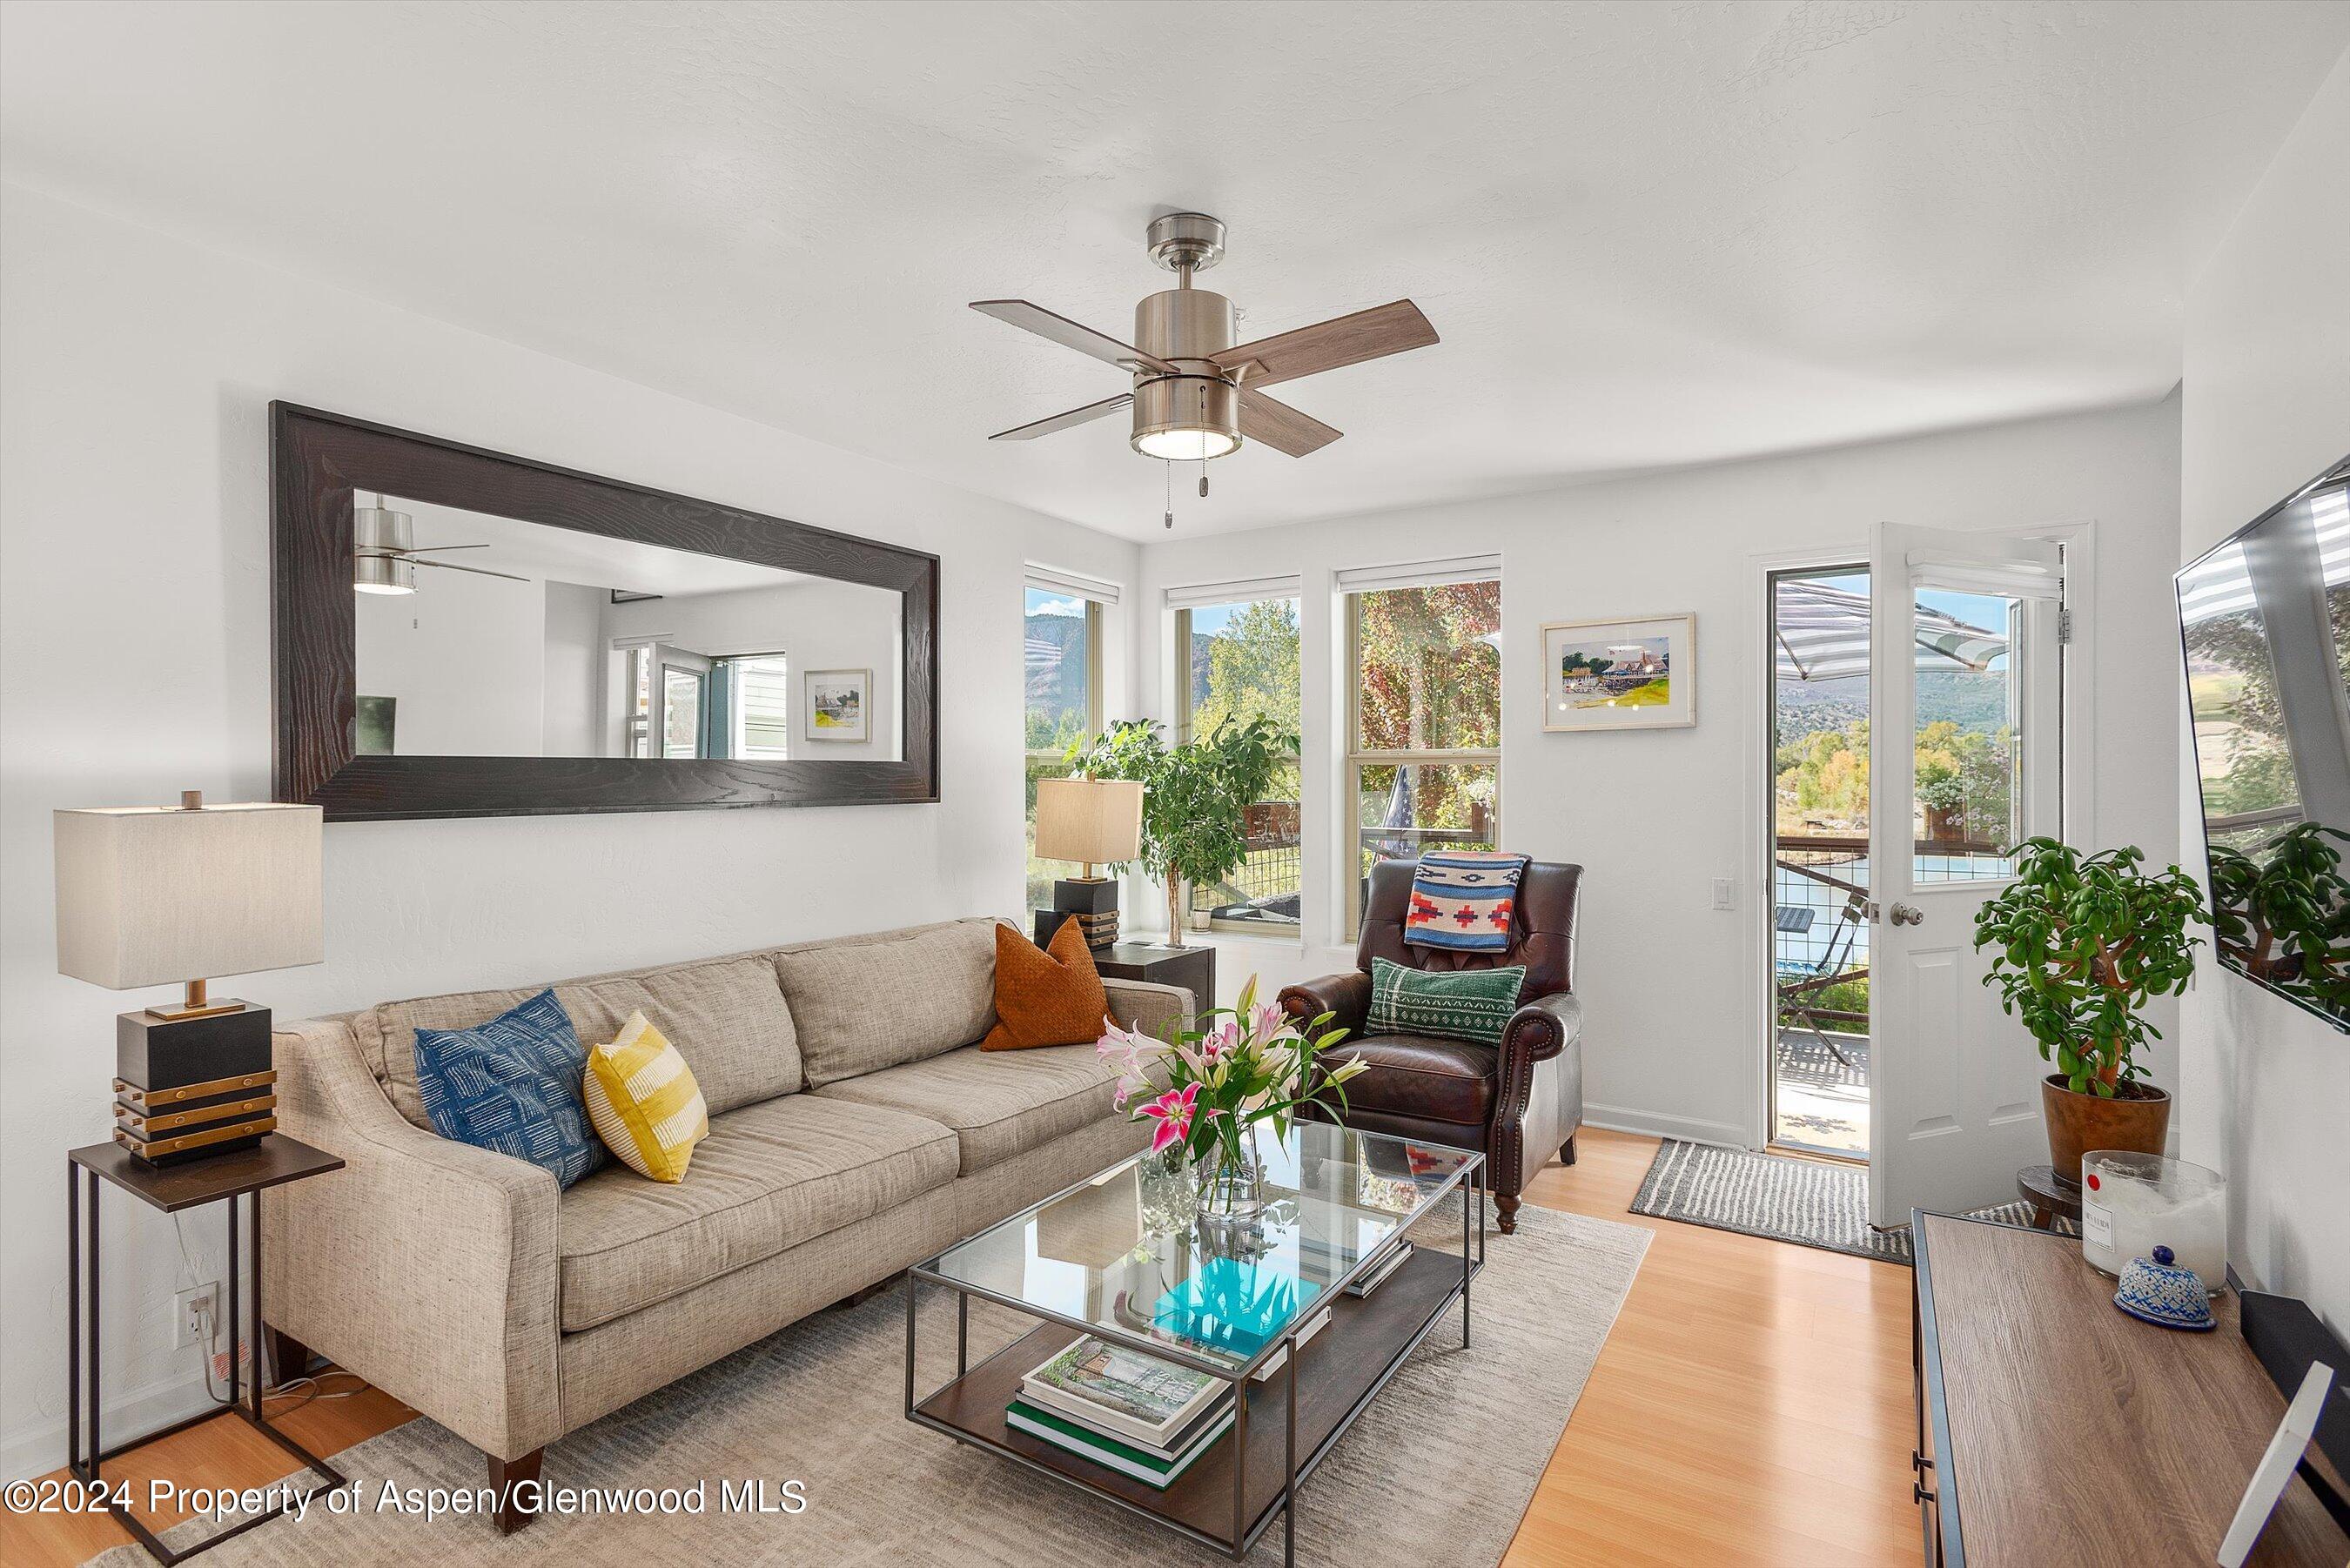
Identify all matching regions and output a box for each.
[1320,1035,1495,1125]
[809,1042,1120,1175]
[555,1093,957,1331]
[413,988,603,1188]
[359,955,802,1129]
[981,920,1107,1051]
[776,920,997,1087]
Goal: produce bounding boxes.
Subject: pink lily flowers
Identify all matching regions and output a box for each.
[1138,1082,1199,1154]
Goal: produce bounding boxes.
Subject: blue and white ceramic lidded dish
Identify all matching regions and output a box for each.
[2112,1246,2219,1331]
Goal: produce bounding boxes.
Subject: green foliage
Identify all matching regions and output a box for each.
[1971,840,2207,1096]
[2207,821,2350,1013]
[1192,599,1302,740]
[1068,716,1298,891]
[1774,717,2014,838]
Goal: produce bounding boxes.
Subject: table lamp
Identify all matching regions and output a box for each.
[55,792,324,1165]
[1032,776,1143,949]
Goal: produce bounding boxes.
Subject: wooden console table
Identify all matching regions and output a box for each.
[1911,1211,2347,1566]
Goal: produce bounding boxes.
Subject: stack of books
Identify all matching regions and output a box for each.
[1006,1337,1235,1489]
[1346,1241,1413,1297]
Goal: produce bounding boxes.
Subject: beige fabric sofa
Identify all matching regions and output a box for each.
[258,917,1185,1529]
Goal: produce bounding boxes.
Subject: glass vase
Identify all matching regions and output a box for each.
[1194,1131,1267,1245]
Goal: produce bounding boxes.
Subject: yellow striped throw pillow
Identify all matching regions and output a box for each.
[582,1011,708,1183]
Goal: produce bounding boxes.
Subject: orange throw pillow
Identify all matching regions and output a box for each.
[982,920,1110,1051]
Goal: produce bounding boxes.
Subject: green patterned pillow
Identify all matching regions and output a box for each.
[1364,958,1526,1047]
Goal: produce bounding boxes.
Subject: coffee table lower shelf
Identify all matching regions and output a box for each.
[909,1245,1474,1562]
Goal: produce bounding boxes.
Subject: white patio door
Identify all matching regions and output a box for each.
[1866,523,2067,1229]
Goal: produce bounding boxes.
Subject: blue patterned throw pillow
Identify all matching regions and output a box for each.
[413,988,603,1187]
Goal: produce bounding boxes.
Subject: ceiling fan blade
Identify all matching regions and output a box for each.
[398,542,490,553]
[990,393,1134,441]
[1212,299,1438,389]
[970,300,1174,374]
[412,558,530,584]
[1238,387,1341,457]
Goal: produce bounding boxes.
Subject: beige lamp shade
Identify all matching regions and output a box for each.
[55,801,325,990]
[1032,776,1143,869]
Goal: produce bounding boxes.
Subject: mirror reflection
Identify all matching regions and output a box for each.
[352,495,903,761]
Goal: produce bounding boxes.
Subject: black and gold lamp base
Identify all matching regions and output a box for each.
[1037,875,1121,950]
[112,1002,276,1166]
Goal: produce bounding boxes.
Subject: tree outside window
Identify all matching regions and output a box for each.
[1025,585,1103,908]
[1175,596,1302,931]
[1346,580,1502,936]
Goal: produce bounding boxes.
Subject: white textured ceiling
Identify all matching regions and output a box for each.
[6,2,2346,540]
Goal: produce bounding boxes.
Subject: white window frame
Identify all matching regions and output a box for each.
[1025,567,1118,909]
[1337,558,1504,939]
[1167,575,1306,935]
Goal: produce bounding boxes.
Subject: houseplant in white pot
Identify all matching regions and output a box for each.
[1971,838,2207,1179]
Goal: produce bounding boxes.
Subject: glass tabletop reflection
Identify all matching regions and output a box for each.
[923,1120,1478,1374]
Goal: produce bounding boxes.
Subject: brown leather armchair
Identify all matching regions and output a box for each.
[1279,859,1583,1232]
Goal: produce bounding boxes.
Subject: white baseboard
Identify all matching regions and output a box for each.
[0,1369,224,1485]
[1582,1102,1753,1150]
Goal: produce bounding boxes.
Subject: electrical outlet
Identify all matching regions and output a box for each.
[1710,877,1737,911]
[175,1283,218,1350]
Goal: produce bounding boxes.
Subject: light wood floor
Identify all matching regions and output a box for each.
[4,1129,1915,1567]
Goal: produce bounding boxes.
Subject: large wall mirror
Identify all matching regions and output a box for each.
[273,404,937,819]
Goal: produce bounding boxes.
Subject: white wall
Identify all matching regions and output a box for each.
[541,580,607,757]
[0,186,1136,1478]
[1138,400,2185,1151]
[2177,48,2350,1330]
[604,576,904,761]
[354,560,547,755]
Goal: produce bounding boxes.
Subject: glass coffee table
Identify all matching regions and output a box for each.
[905,1120,1484,1565]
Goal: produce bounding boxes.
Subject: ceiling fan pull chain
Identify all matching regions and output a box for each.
[1164,458,1174,530]
[1198,385,1210,499]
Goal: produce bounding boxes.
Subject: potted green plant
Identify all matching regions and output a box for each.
[1916,766,1968,844]
[2207,821,2350,1013]
[1972,839,2207,1179]
[1068,716,1296,948]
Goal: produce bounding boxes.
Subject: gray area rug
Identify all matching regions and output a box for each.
[1631,1137,2076,1263]
[89,1196,1648,1567]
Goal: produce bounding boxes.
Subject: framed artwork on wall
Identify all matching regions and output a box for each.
[354,694,398,755]
[1541,613,1695,731]
[805,667,871,743]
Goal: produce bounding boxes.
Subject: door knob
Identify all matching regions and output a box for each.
[1890,902,1924,926]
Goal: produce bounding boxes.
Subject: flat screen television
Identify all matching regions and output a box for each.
[2177,451,2350,1029]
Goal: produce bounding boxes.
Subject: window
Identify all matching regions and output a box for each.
[724,653,791,761]
[623,644,654,758]
[1342,564,1502,937]
[1025,572,1113,908]
[619,644,788,761]
[1172,581,1303,932]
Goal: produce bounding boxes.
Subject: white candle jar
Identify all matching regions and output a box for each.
[2078,1150,2227,1296]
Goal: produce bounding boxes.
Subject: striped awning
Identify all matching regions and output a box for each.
[1776,579,2006,683]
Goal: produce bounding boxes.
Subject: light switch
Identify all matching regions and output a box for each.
[1710,877,1736,911]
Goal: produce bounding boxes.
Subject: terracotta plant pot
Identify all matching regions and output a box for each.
[2041,1074,2170,1186]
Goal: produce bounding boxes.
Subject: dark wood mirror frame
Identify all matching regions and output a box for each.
[272,402,939,821]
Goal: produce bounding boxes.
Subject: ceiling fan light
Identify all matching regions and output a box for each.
[353,495,417,593]
[353,553,416,594]
[1134,426,1239,461]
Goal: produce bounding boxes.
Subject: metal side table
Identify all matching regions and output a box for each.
[66,1135,346,1565]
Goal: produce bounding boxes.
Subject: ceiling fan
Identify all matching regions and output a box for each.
[970,212,1437,499]
[352,495,527,596]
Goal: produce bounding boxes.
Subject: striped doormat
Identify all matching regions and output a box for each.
[1629,1138,2075,1263]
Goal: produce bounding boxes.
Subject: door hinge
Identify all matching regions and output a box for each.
[2057,606,2073,644]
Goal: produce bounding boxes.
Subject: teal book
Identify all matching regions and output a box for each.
[1151,1256,1325,1359]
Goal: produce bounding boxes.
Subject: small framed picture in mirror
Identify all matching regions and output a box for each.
[806,668,871,744]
